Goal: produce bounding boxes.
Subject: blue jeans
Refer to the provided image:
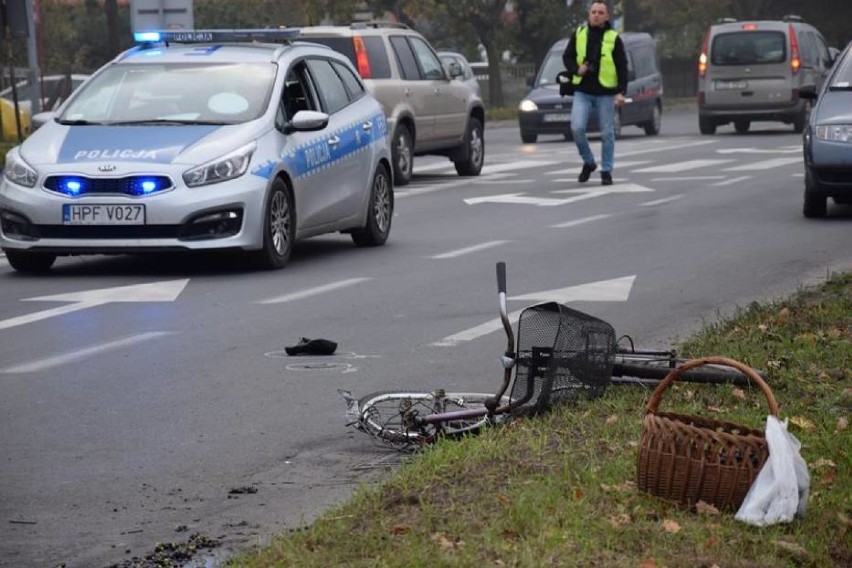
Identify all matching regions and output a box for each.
[571,91,615,173]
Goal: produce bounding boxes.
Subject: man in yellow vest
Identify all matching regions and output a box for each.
[562,1,628,185]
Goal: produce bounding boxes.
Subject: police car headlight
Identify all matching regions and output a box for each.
[4,152,38,188]
[519,99,538,112]
[183,141,256,187]
[815,124,852,142]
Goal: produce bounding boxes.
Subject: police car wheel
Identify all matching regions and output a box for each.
[5,250,56,273]
[391,125,413,186]
[454,117,483,176]
[352,163,393,247]
[252,179,294,269]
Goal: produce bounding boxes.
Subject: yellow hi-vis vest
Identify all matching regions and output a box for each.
[572,25,618,88]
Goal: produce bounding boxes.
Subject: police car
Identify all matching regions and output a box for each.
[0,28,393,272]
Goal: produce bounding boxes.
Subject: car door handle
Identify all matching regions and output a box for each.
[434,88,442,95]
[404,88,413,97]
[362,121,373,131]
[328,135,340,147]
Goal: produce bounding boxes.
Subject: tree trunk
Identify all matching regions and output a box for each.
[105,0,119,57]
[484,44,504,108]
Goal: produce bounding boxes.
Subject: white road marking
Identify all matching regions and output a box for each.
[414,162,456,173]
[712,175,752,187]
[257,277,371,304]
[547,160,652,175]
[640,195,684,206]
[551,183,654,195]
[716,147,801,154]
[634,159,734,173]
[433,275,635,346]
[467,183,653,207]
[550,213,612,229]
[0,332,175,374]
[431,240,508,259]
[0,280,189,331]
[792,172,804,178]
[617,139,717,157]
[650,175,726,182]
[396,173,514,198]
[724,156,802,171]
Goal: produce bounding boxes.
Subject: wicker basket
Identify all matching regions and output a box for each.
[637,357,779,511]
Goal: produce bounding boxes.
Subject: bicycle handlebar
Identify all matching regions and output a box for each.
[486,262,516,412]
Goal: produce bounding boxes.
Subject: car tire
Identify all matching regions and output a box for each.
[699,116,716,135]
[734,119,750,134]
[454,116,484,177]
[803,169,827,218]
[251,178,294,270]
[521,131,537,144]
[351,163,393,247]
[391,125,413,187]
[643,103,661,136]
[4,250,56,273]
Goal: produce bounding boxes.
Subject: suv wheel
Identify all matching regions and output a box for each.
[803,169,827,218]
[454,117,484,176]
[734,120,750,134]
[643,103,661,136]
[699,116,716,135]
[391,125,413,186]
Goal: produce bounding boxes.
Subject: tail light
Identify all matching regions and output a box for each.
[789,24,801,75]
[698,30,710,78]
[353,36,372,79]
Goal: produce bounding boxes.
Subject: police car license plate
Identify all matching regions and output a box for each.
[544,113,570,122]
[63,204,145,225]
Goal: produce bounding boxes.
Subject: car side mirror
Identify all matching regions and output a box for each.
[799,84,818,100]
[32,111,56,131]
[448,61,463,79]
[283,110,329,134]
[828,47,841,67]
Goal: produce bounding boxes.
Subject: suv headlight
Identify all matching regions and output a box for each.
[183,141,256,187]
[4,152,38,188]
[519,99,538,112]
[815,124,852,142]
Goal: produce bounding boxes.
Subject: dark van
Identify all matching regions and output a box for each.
[518,32,663,143]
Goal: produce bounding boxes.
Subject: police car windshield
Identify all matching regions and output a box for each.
[59,63,276,125]
[537,52,566,87]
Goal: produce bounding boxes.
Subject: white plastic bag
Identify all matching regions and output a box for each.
[735,415,810,526]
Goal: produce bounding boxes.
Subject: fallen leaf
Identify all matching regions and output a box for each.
[837,417,848,431]
[707,405,723,413]
[501,529,520,541]
[608,514,631,528]
[695,501,720,516]
[662,519,681,533]
[774,540,809,560]
[777,307,791,323]
[732,387,746,401]
[790,416,816,431]
[704,536,719,548]
[497,493,511,506]
[758,324,768,332]
[391,524,410,535]
[812,458,836,469]
[573,488,584,501]
[638,559,657,568]
[606,414,619,425]
[431,533,463,550]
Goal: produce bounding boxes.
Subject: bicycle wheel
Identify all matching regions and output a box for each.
[356,391,505,450]
[612,357,755,386]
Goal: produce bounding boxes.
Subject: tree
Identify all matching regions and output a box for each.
[513,0,588,69]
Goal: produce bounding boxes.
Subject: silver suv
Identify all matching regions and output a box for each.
[300,22,485,185]
[697,15,838,134]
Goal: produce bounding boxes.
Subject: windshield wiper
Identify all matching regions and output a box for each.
[56,119,104,125]
[108,119,230,126]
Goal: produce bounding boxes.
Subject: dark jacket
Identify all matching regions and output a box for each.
[562,21,628,96]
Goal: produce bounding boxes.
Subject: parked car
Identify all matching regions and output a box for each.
[517,32,662,144]
[438,50,481,96]
[800,40,852,217]
[697,15,838,134]
[299,22,485,185]
[0,29,393,272]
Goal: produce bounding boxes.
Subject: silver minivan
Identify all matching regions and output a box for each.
[697,15,838,134]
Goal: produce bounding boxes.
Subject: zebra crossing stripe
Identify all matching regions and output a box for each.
[723,157,802,171]
[634,159,734,173]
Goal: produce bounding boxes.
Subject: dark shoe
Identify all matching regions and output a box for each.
[285,337,338,356]
[601,171,613,186]
[578,162,597,183]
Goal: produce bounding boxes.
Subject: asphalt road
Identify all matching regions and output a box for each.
[1,106,850,567]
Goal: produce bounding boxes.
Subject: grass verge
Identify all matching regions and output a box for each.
[229,273,850,568]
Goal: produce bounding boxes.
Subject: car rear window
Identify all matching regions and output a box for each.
[711,31,786,65]
[305,36,392,79]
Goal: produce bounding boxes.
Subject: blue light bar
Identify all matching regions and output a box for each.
[133,28,301,45]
